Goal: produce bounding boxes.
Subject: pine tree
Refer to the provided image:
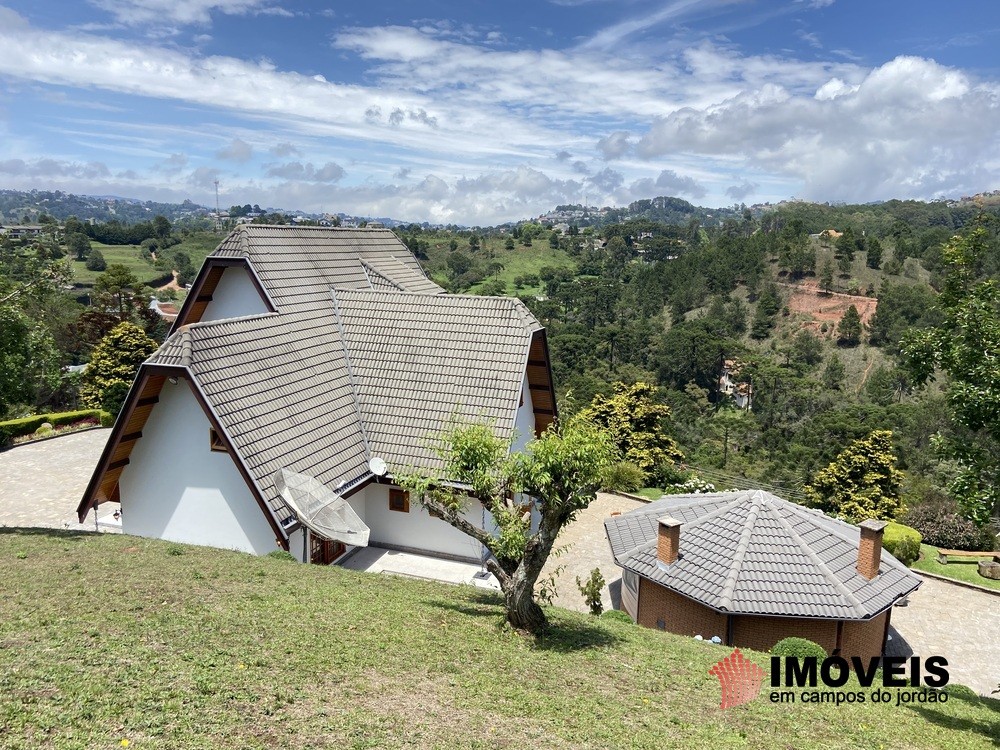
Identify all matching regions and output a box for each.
[837,304,862,346]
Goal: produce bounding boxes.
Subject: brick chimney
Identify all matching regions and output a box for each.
[657,516,681,565]
[857,519,888,580]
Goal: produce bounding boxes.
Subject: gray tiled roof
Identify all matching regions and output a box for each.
[150,308,370,526]
[210,225,444,313]
[142,227,539,529]
[333,290,540,470]
[605,491,922,620]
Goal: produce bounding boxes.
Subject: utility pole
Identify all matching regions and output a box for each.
[214,180,222,233]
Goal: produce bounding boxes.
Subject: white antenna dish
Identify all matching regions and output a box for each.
[273,468,369,547]
[368,456,388,476]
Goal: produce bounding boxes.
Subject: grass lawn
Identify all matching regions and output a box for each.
[69,243,166,287]
[635,487,664,501]
[2,530,997,749]
[911,544,1000,592]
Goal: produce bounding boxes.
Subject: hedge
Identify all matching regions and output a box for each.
[883,521,922,566]
[772,637,828,660]
[0,409,113,446]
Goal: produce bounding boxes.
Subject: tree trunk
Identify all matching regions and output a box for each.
[501,513,563,634]
[505,569,546,633]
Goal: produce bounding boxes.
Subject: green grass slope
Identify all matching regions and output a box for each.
[1,530,996,749]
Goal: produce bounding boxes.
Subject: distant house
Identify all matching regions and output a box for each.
[719,360,752,410]
[148,299,179,323]
[1,225,46,240]
[605,491,921,660]
[78,225,556,565]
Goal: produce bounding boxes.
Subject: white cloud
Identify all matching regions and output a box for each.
[216,137,253,162]
[0,157,111,179]
[268,141,300,157]
[725,180,759,201]
[265,161,345,182]
[635,56,1000,202]
[87,0,281,26]
[596,131,633,160]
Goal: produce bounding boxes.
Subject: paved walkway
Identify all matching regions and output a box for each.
[885,576,1000,696]
[341,546,500,590]
[540,492,645,613]
[0,429,112,530]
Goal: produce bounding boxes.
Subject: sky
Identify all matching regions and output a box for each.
[0,1,998,225]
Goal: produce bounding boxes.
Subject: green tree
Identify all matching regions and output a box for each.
[577,382,683,483]
[822,354,846,390]
[806,430,905,522]
[504,236,515,251]
[80,322,158,413]
[398,417,615,634]
[91,265,149,324]
[866,237,883,269]
[903,226,1000,525]
[819,259,835,293]
[836,304,862,346]
[67,232,91,262]
[85,248,106,272]
[0,306,34,415]
[152,215,171,239]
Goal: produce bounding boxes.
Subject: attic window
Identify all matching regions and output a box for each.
[209,428,228,453]
[389,489,410,513]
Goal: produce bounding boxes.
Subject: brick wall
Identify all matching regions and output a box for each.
[731,614,837,654]
[637,578,727,639]
[840,611,888,661]
[636,578,889,660]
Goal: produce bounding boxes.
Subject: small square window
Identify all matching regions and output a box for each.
[389,488,410,513]
[209,428,227,453]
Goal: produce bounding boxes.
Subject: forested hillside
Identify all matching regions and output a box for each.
[398,198,1000,543]
[2,195,999,546]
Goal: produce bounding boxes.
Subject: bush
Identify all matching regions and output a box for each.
[576,568,606,616]
[903,501,990,551]
[600,610,633,624]
[883,521,922,566]
[0,409,111,446]
[600,461,646,493]
[266,550,297,562]
[772,637,828,659]
[85,248,106,271]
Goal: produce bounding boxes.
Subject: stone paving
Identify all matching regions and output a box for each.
[885,576,1000,696]
[0,429,112,530]
[2,438,998,695]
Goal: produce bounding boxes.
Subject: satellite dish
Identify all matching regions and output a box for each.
[368,456,388,476]
[273,468,370,547]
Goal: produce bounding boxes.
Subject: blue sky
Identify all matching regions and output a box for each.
[0,1,998,224]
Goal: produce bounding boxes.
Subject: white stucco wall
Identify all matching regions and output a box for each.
[201,266,270,322]
[511,372,535,454]
[358,484,491,562]
[119,378,279,555]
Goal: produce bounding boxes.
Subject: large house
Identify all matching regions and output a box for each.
[77,226,556,564]
[605,491,922,659]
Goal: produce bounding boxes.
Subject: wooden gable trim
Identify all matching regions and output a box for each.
[170,257,276,332]
[526,329,558,438]
[77,368,166,520]
[76,365,289,551]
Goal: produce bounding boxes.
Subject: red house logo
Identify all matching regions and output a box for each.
[709,648,765,709]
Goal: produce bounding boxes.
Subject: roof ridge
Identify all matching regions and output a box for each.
[360,259,403,291]
[329,290,373,462]
[181,311,280,331]
[768,500,868,617]
[717,492,763,610]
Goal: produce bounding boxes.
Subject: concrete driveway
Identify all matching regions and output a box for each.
[0,428,111,529]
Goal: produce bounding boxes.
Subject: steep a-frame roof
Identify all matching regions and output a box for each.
[334,290,542,470]
[605,491,922,621]
[172,225,444,330]
[79,226,556,540]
